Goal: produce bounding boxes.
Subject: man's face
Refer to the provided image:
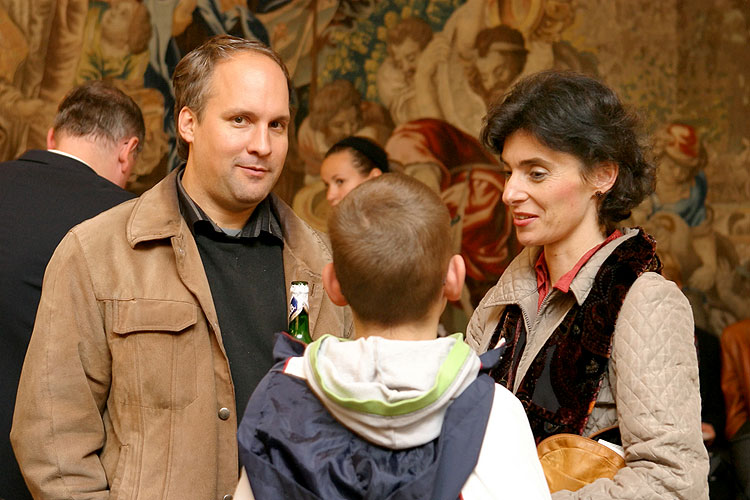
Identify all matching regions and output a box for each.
[475,44,523,101]
[179,52,290,227]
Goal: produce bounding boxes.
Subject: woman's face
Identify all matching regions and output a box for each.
[321,150,378,206]
[501,129,602,254]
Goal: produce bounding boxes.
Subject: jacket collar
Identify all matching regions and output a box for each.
[126,169,184,247]
[125,169,334,333]
[481,228,641,309]
[125,169,329,259]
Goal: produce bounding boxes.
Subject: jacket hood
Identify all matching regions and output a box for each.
[301,333,480,450]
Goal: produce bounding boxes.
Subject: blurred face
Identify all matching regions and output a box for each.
[325,106,359,146]
[321,150,378,206]
[102,0,135,41]
[391,37,421,81]
[179,52,290,227]
[475,45,523,99]
[501,129,601,255]
[659,155,695,184]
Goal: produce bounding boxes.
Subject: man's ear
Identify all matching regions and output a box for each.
[177,106,196,145]
[443,255,466,302]
[115,137,140,186]
[322,262,349,306]
[592,161,619,195]
[46,128,56,150]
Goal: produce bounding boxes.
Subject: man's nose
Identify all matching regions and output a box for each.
[247,126,271,156]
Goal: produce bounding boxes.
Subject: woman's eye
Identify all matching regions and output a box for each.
[529,170,547,181]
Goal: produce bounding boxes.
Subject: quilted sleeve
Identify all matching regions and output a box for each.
[553,273,709,500]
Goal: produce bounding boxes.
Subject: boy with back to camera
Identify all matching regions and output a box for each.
[234,173,551,499]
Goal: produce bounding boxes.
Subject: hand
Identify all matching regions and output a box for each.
[701,422,716,446]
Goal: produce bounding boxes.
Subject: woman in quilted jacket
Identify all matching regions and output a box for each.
[466,70,709,499]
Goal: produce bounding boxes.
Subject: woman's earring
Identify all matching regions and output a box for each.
[595,191,604,199]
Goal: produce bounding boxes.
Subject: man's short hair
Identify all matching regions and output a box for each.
[53,80,145,153]
[172,35,293,161]
[328,173,452,326]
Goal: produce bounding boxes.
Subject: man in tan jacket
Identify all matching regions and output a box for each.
[11,35,351,499]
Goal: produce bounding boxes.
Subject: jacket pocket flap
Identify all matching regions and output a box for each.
[114,299,198,334]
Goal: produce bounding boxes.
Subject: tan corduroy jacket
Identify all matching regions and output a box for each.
[466,228,709,500]
[11,170,352,499]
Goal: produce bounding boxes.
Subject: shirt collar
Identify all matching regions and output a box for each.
[175,166,283,241]
[47,149,93,170]
[535,229,623,309]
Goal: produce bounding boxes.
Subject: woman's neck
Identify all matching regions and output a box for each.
[543,228,607,284]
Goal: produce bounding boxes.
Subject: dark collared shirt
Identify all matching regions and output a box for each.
[176,169,287,416]
[176,170,283,241]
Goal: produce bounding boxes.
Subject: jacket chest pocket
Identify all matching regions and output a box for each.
[111,299,199,409]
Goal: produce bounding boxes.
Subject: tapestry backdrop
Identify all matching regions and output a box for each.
[1,0,749,335]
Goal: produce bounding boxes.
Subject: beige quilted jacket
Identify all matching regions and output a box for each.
[466,228,709,499]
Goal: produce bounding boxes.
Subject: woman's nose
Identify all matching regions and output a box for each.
[501,173,524,205]
[326,186,339,205]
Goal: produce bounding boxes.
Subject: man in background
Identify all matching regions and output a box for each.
[11,35,350,499]
[0,80,143,499]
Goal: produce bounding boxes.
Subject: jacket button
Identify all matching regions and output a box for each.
[218,407,231,420]
[223,495,233,500]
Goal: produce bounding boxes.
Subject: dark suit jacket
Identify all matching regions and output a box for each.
[0,150,135,499]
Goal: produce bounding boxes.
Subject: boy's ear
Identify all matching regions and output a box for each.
[443,255,466,302]
[322,263,349,306]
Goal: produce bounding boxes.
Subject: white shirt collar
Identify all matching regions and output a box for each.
[47,149,93,170]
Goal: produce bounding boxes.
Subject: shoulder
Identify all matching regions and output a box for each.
[272,194,332,260]
[489,383,524,413]
[71,197,138,236]
[621,272,690,317]
[613,272,694,356]
[466,249,537,351]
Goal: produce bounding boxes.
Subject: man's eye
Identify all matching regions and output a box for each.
[233,116,245,124]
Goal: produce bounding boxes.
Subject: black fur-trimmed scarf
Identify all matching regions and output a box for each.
[489,230,661,442]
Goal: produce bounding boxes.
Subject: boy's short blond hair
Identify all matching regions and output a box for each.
[328,173,452,326]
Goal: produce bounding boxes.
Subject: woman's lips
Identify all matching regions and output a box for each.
[512,212,537,226]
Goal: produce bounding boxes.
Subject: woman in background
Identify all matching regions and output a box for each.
[466,70,709,499]
[320,136,389,206]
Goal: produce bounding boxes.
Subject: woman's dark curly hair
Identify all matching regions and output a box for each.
[480,70,656,233]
